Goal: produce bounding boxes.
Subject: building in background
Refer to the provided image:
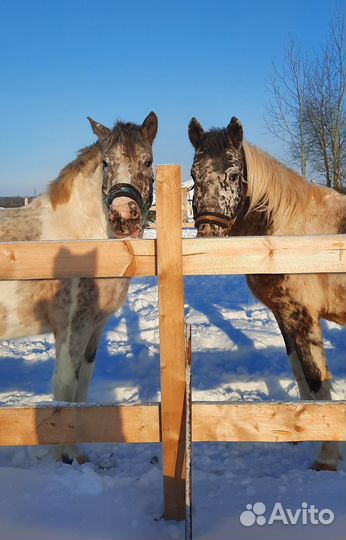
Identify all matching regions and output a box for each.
[147,181,194,226]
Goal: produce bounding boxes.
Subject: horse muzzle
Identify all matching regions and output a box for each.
[108,197,143,239]
[195,212,234,237]
[105,182,153,239]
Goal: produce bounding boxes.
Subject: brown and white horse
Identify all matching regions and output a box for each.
[0,112,158,462]
[189,116,345,471]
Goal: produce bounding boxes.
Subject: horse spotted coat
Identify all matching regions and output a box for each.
[189,116,345,470]
[0,112,158,462]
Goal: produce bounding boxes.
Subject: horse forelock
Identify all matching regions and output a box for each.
[103,121,151,159]
[49,144,102,210]
[196,129,230,159]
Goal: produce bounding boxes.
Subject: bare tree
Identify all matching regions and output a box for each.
[265,41,308,176]
[265,7,346,190]
[303,9,345,189]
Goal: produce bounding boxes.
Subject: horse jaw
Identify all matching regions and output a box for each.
[196,223,228,238]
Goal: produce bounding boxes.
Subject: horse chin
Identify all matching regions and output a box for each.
[113,228,143,239]
[110,220,143,239]
[196,224,225,238]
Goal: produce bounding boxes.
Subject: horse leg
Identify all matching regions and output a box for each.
[274,315,312,400]
[53,324,90,463]
[276,310,341,470]
[75,325,104,402]
[53,331,80,403]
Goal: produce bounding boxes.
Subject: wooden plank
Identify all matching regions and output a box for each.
[0,401,343,447]
[182,234,346,275]
[0,239,156,279]
[0,404,160,445]
[156,165,186,521]
[0,234,344,280]
[192,402,346,442]
[185,325,192,540]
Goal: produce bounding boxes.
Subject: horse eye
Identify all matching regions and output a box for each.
[145,160,153,168]
[102,160,109,169]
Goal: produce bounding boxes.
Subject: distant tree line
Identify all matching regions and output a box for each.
[0,196,34,208]
[265,7,345,191]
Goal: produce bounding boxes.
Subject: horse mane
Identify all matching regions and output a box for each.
[49,121,148,210]
[243,142,327,223]
[49,143,101,209]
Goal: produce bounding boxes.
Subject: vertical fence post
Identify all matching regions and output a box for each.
[185,324,192,540]
[156,165,186,521]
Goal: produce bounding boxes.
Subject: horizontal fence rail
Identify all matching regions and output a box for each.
[0,234,345,279]
[0,404,161,445]
[0,239,156,279]
[182,235,346,275]
[192,402,346,443]
[0,402,344,446]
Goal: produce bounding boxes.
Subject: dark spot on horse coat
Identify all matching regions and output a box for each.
[337,215,346,234]
[85,344,98,363]
[75,365,81,381]
[85,334,99,363]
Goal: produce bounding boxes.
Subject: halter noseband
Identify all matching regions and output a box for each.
[194,212,234,230]
[105,179,154,215]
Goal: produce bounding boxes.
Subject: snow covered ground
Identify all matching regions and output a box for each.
[0,229,345,540]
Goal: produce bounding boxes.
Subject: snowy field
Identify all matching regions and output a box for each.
[0,229,345,540]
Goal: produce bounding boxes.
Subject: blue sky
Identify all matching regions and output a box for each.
[0,0,342,195]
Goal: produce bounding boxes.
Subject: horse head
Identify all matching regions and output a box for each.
[188,116,247,237]
[88,112,158,239]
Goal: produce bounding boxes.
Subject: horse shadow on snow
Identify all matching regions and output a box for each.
[0,271,344,406]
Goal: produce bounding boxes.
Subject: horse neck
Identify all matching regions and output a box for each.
[47,166,110,240]
[231,204,274,236]
[241,142,340,236]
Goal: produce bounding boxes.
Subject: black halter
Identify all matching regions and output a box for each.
[104,178,154,215]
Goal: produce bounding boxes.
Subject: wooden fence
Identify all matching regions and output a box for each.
[0,165,345,523]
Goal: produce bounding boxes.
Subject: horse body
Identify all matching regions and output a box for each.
[0,112,158,462]
[189,116,345,470]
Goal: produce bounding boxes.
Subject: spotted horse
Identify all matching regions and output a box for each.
[0,112,158,463]
[188,115,345,471]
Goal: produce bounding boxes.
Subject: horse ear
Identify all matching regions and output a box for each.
[226,117,243,148]
[87,117,111,142]
[142,111,158,144]
[188,117,204,148]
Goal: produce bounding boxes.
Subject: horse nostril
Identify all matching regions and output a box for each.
[128,202,140,216]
